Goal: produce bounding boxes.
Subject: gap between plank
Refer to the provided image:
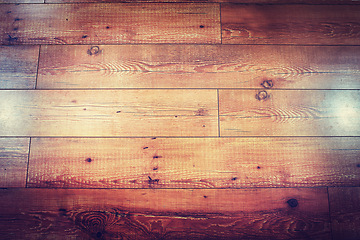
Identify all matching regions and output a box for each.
[25,138,32,188]
[35,45,41,89]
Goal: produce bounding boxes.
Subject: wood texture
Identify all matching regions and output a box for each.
[329,187,360,240]
[0,188,331,239]
[0,46,39,89]
[0,138,29,187]
[27,137,360,188]
[0,90,217,137]
[222,4,360,45]
[37,45,360,89]
[219,90,360,136]
[0,3,220,45]
[43,0,360,3]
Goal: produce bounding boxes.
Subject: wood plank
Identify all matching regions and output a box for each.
[0,3,220,45]
[0,188,331,239]
[27,137,360,188]
[219,90,360,136]
[44,0,360,3]
[0,46,39,89]
[329,187,360,240]
[0,138,29,188]
[222,4,360,45]
[0,0,43,3]
[0,90,217,137]
[38,45,360,89]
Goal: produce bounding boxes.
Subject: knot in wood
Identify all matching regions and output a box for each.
[255,90,268,101]
[87,46,100,56]
[261,80,274,89]
[287,198,299,208]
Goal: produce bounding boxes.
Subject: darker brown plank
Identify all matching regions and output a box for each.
[0,3,220,45]
[0,138,29,187]
[219,90,360,136]
[222,4,360,45]
[329,187,360,240]
[27,137,360,188]
[38,45,360,89]
[0,90,217,137]
[0,188,331,239]
[0,46,39,89]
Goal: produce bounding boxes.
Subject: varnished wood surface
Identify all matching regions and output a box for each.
[28,137,360,188]
[38,45,360,89]
[0,138,29,187]
[219,90,360,136]
[0,90,217,137]
[329,187,360,240]
[0,3,220,45]
[222,4,360,45]
[0,188,331,239]
[0,45,39,89]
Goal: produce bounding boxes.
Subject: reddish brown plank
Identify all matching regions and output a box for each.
[0,46,39,89]
[222,4,360,45]
[0,138,29,187]
[0,188,331,239]
[0,90,217,137]
[38,45,360,89]
[219,90,360,136]
[27,137,360,188]
[329,187,360,240]
[0,3,220,45]
[44,0,360,3]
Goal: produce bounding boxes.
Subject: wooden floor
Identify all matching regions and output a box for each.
[1,1,360,239]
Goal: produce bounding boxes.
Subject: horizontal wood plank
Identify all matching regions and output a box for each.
[27,137,360,188]
[44,0,360,3]
[0,46,39,89]
[222,4,360,45]
[0,188,330,239]
[329,187,360,240]
[38,45,360,89]
[219,90,360,136]
[0,90,217,137]
[0,3,220,45]
[0,138,29,187]
[0,0,43,3]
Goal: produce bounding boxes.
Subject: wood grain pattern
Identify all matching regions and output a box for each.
[219,90,360,136]
[27,137,360,188]
[37,45,360,89]
[0,0,43,3]
[0,138,29,187]
[0,46,39,89]
[0,90,217,137]
[222,4,360,45]
[329,187,360,240]
[0,3,220,45]
[0,188,331,239]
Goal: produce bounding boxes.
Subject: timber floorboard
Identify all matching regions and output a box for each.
[0,1,359,239]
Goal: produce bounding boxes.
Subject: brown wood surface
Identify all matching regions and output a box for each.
[43,0,360,3]
[0,46,39,89]
[37,45,360,89]
[27,137,360,188]
[222,4,360,45]
[0,138,29,187]
[329,188,360,240]
[0,90,217,137]
[329,187,360,240]
[0,3,220,45]
[219,90,360,136]
[0,188,331,239]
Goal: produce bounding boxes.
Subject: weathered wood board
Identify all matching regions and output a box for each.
[38,45,360,89]
[0,188,331,239]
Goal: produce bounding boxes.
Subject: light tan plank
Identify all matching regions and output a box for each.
[38,45,360,89]
[0,46,39,89]
[0,138,29,187]
[219,90,360,136]
[0,188,331,239]
[329,187,360,240]
[0,3,220,45]
[0,90,217,137]
[28,137,360,188]
[222,4,360,45]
